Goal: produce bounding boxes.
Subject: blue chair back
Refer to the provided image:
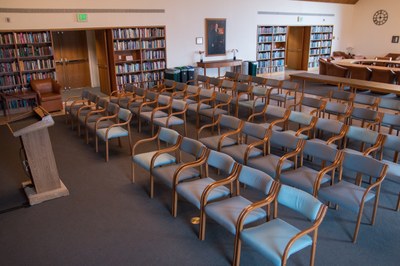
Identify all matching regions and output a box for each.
[270,130,300,150]
[278,184,323,221]
[181,137,206,158]
[207,150,236,174]
[118,108,132,122]
[303,140,338,162]
[242,121,269,140]
[159,127,180,145]
[220,115,242,130]
[238,165,274,194]
[342,153,387,178]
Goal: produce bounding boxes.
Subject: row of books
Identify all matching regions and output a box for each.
[19,59,54,71]
[15,32,51,44]
[257,65,285,74]
[0,33,14,45]
[257,52,271,60]
[309,48,331,55]
[22,72,55,84]
[311,26,333,33]
[257,26,287,35]
[115,63,141,74]
[6,99,36,109]
[0,62,19,72]
[310,33,333,41]
[17,46,53,57]
[142,60,166,71]
[112,28,165,39]
[0,75,21,86]
[141,40,166,49]
[310,40,332,48]
[0,48,15,58]
[257,44,272,51]
[142,50,165,60]
[114,40,141,51]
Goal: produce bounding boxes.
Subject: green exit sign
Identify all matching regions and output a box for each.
[77,13,88,22]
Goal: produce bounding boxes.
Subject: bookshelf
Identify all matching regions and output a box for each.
[108,26,166,91]
[0,31,56,114]
[308,25,333,68]
[256,25,287,74]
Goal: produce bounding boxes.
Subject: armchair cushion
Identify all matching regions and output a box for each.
[30,78,62,112]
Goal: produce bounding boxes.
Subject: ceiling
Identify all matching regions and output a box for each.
[297,0,359,4]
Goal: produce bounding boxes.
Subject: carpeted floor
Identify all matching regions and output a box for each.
[0,113,399,265]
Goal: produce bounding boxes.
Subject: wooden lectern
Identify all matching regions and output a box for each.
[7,106,69,205]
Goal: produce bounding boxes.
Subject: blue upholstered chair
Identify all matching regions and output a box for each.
[151,137,207,213]
[152,99,188,136]
[77,98,108,136]
[70,92,98,131]
[221,122,270,165]
[248,104,290,132]
[247,130,306,178]
[342,125,386,157]
[200,165,279,240]
[281,110,318,140]
[197,91,232,127]
[95,108,132,162]
[85,102,120,144]
[197,114,244,151]
[268,80,299,108]
[231,83,252,116]
[131,127,182,187]
[317,153,388,243]
[138,94,172,133]
[130,90,159,129]
[288,95,326,116]
[308,117,348,148]
[64,89,90,124]
[233,184,327,266]
[379,112,400,136]
[174,150,240,217]
[236,85,269,118]
[278,140,344,195]
[379,134,400,211]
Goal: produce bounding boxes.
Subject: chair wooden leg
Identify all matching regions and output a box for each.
[396,193,400,211]
[85,129,89,144]
[105,140,109,162]
[310,230,318,266]
[353,204,365,243]
[172,190,178,217]
[371,187,381,225]
[184,122,187,137]
[118,137,122,147]
[131,162,135,183]
[233,234,242,266]
[150,174,154,198]
[199,211,206,240]
[95,135,99,153]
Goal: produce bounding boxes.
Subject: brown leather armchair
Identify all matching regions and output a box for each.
[30,78,63,112]
[326,63,349,78]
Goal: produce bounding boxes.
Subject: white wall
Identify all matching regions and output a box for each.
[0,0,356,75]
[351,0,400,58]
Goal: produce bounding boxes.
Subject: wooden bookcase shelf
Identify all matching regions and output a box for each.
[308,25,333,68]
[256,25,287,74]
[0,31,55,115]
[108,26,167,90]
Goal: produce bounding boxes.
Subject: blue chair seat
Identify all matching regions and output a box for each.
[152,163,201,188]
[198,108,228,117]
[248,155,294,178]
[176,177,230,209]
[221,144,263,164]
[199,136,237,150]
[269,93,295,101]
[133,152,176,171]
[280,167,331,194]
[140,110,168,120]
[307,138,338,149]
[86,120,115,132]
[282,130,309,140]
[241,218,312,266]
[205,196,267,234]
[238,100,265,109]
[382,159,400,180]
[187,103,211,112]
[153,116,184,126]
[318,181,375,212]
[259,122,283,132]
[97,127,128,141]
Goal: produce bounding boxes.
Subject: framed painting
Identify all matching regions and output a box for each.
[205,18,226,56]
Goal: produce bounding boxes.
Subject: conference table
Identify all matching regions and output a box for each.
[289,72,400,95]
[197,59,242,76]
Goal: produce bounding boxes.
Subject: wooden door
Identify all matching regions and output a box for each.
[52,31,91,89]
[95,30,111,95]
[286,27,307,70]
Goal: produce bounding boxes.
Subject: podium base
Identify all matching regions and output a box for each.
[22,180,69,205]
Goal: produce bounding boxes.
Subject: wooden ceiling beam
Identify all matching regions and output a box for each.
[296,0,359,4]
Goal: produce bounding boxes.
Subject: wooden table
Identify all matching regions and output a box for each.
[335,59,400,72]
[197,59,242,76]
[290,72,400,95]
[1,91,38,118]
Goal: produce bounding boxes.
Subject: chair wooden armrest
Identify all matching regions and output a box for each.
[243,138,269,165]
[363,134,386,157]
[217,122,245,150]
[275,139,306,180]
[295,116,318,137]
[197,117,221,139]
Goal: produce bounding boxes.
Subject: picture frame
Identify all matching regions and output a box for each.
[205,18,226,56]
[391,35,399,43]
[195,37,203,45]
